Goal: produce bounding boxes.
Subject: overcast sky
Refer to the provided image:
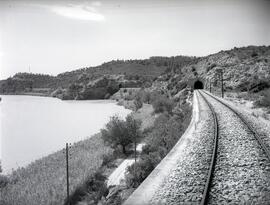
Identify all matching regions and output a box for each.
[0,0,270,79]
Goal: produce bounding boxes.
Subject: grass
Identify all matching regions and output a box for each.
[0,133,112,205]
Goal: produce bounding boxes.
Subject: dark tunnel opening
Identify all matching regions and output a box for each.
[194,80,204,90]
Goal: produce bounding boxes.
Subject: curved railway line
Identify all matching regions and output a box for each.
[125,90,270,205]
[197,91,219,205]
[198,90,270,204]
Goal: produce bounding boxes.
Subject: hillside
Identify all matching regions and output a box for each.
[158,45,270,98]
[1,45,270,100]
[0,56,195,99]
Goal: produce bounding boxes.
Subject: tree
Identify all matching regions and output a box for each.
[125,115,142,143]
[101,115,141,155]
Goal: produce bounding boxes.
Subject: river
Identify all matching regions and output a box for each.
[0,95,131,173]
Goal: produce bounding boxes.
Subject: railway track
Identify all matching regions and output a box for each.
[148,90,216,204]
[197,91,218,205]
[198,90,270,204]
[125,90,270,204]
[201,90,270,160]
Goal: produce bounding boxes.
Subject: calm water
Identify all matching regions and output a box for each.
[0,95,131,173]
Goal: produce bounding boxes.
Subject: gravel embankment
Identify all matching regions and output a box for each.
[202,92,270,204]
[149,91,215,204]
[222,97,270,156]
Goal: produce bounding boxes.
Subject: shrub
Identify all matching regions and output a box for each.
[125,153,160,188]
[145,114,184,154]
[0,175,9,188]
[237,77,270,93]
[65,171,108,205]
[206,63,216,72]
[142,91,151,104]
[152,95,174,114]
[251,51,258,57]
[124,89,136,101]
[106,81,119,95]
[255,89,270,108]
[102,153,116,168]
[176,82,187,91]
[134,95,143,111]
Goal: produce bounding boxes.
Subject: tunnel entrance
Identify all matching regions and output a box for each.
[194,80,204,89]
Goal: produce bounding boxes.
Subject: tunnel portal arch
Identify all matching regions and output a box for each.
[194,80,204,90]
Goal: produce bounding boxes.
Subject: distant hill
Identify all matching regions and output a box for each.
[1,45,269,100]
[0,73,58,96]
[0,56,195,99]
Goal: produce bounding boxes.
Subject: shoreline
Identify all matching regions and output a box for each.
[0,95,133,174]
[0,133,114,204]
[0,92,50,97]
[0,92,136,204]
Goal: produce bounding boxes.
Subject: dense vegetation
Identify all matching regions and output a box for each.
[125,101,192,189]
[65,170,109,205]
[97,89,191,204]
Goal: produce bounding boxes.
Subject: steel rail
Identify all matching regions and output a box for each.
[197,90,219,205]
[202,90,270,162]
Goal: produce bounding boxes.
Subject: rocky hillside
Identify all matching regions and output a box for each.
[161,45,270,98]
